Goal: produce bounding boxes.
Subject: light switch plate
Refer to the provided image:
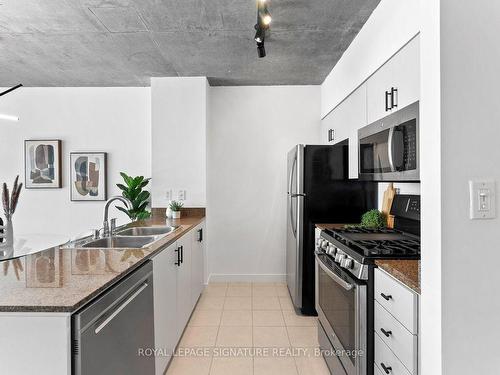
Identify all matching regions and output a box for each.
[469,180,496,219]
[178,190,186,201]
[166,190,172,201]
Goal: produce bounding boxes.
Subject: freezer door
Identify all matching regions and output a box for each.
[286,145,304,309]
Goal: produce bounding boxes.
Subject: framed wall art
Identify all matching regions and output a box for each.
[70,152,107,201]
[24,140,62,189]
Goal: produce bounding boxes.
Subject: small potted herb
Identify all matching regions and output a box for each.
[169,200,184,219]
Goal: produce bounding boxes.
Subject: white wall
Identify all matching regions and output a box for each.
[207,86,320,281]
[0,88,151,238]
[419,0,442,373]
[425,1,500,373]
[151,77,208,208]
[321,0,420,118]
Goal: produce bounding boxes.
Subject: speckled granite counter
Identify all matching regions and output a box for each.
[0,215,205,313]
[375,259,420,294]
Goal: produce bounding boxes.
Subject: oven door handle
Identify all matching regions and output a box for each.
[315,252,353,291]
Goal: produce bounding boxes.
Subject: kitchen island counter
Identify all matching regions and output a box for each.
[0,215,205,313]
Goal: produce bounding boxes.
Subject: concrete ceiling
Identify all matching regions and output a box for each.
[0,0,380,86]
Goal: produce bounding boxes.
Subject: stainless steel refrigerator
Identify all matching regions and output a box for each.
[286,144,376,315]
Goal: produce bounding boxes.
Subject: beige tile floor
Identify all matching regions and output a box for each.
[166,282,331,375]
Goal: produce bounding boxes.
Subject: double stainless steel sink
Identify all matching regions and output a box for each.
[81,226,177,249]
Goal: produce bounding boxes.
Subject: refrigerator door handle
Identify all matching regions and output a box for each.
[291,193,306,198]
[288,154,298,237]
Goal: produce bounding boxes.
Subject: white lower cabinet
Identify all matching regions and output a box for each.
[153,243,179,375]
[153,222,205,375]
[374,268,419,375]
[191,223,205,309]
[375,333,412,375]
[176,233,193,337]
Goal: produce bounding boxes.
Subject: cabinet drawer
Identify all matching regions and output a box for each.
[375,301,417,374]
[375,269,418,333]
[375,333,411,375]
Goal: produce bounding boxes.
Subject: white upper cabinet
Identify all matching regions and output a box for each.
[319,35,420,179]
[321,84,367,178]
[366,36,420,124]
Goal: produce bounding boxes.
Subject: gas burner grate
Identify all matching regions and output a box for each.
[325,227,421,259]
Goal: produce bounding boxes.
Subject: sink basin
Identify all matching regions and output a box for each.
[117,226,176,237]
[82,236,156,249]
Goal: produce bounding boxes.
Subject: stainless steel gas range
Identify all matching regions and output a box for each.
[315,195,420,375]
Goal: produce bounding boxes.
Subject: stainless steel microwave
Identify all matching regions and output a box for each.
[358,101,419,181]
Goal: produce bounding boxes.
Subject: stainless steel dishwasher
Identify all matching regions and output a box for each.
[72,261,155,375]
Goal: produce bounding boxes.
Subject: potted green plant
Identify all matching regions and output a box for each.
[116,173,151,221]
[169,200,184,219]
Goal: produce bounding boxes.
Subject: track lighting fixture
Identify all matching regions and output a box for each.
[257,41,266,58]
[0,84,22,122]
[254,0,271,58]
[0,84,23,98]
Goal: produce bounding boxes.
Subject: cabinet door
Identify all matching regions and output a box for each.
[367,36,420,124]
[321,84,367,178]
[176,233,193,336]
[152,242,178,375]
[191,223,205,309]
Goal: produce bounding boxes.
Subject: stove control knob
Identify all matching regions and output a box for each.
[342,258,354,269]
[335,253,345,263]
[321,240,328,250]
[327,245,337,256]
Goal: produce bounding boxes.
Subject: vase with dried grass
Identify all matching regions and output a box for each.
[1,175,23,247]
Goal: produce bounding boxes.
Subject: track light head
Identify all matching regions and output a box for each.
[254,0,271,58]
[261,13,272,26]
[254,27,265,44]
[257,41,266,58]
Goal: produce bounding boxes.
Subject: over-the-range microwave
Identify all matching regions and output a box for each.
[358,101,419,181]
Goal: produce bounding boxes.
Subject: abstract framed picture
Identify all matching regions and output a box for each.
[70,152,107,201]
[24,140,62,189]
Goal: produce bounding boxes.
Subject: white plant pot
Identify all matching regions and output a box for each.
[166,207,173,219]
[172,211,181,219]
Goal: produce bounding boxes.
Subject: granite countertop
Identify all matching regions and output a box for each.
[0,233,70,261]
[375,259,420,294]
[316,223,350,231]
[0,215,205,313]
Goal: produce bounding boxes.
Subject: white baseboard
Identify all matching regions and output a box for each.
[207,273,286,284]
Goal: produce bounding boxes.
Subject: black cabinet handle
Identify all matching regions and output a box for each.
[380,328,392,337]
[198,229,203,242]
[391,87,398,109]
[175,247,181,266]
[180,245,184,264]
[380,293,392,301]
[380,363,392,374]
[328,129,334,142]
[385,90,391,111]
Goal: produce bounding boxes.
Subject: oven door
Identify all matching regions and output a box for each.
[359,101,419,181]
[315,252,366,375]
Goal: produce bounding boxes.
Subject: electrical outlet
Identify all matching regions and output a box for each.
[166,190,172,201]
[178,190,186,201]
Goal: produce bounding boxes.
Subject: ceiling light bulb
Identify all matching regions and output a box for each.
[262,14,272,25]
[0,113,19,122]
